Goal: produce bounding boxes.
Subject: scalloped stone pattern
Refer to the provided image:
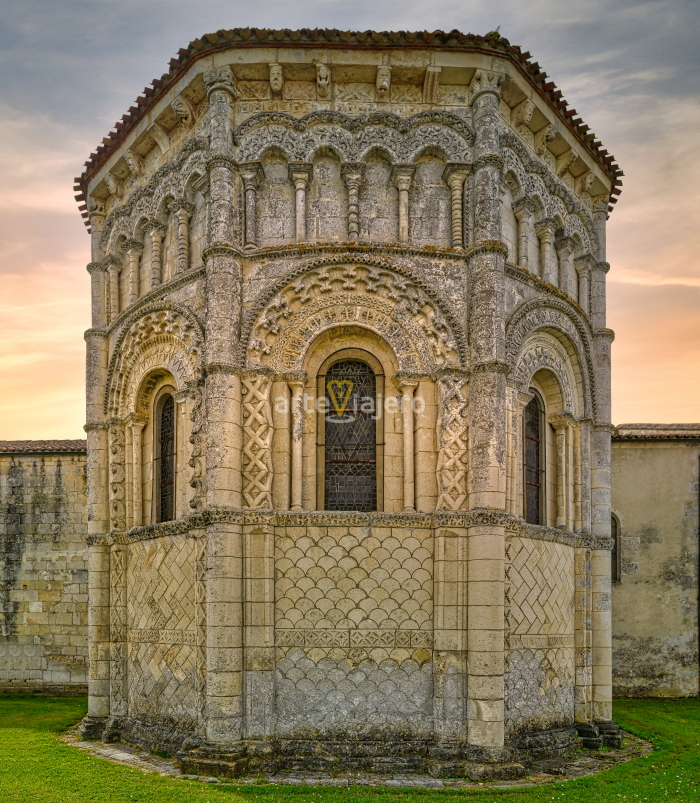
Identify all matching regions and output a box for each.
[275,526,433,631]
[274,647,433,738]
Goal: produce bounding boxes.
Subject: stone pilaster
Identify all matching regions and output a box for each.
[81,540,111,738]
[466,61,507,752]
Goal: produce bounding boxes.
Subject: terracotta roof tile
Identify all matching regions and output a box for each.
[0,439,87,454]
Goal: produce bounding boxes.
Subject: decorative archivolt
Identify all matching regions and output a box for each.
[244,259,465,372]
[100,138,208,254]
[506,298,595,418]
[104,304,204,417]
[512,333,580,417]
[234,109,473,164]
[501,132,596,255]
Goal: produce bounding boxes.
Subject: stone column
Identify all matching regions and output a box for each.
[574,255,593,314]
[398,379,418,512]
[504,382,520,515]
[574,547,592,723]
[81,540,110,738]
[88,201,106,264]
[443,164,470,248]
[466,62,508,753]
[288,162,312,243]
[128,418,145,527]
[590,261,610,331]
[512,198,534,270]
[109,542,127,720]
[535,218,557,283]
[169,201,193,273]
[288,379,305,512]
[122,239,143,306]
[341,162,365,240]
[555,236,576,297]
[104,258,121,322]
[391,164,416,243]
[239,162,263,251]
[86,263,107,330]
[144,221,166,289]
[514,390,533,519]
[549,414,571,529]
[592,544,613,722]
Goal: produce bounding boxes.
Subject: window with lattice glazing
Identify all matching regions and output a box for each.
[158,395,175,522]
[324,360,377,511]
[523,393,545,525]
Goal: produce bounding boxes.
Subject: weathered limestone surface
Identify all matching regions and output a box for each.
[0,442,88,693]
[611,426,700,698]
[71,28,621,773]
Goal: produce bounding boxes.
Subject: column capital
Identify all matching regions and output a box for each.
[547,411,576,430]
[238,161,264,189]
[168,198,194,218]
[391,163,416,192]
[395,378,419,393]
[205,154,236,172]
[574,253,596,276]
[535,217,558,241]
[287,378,305,395]
[204,65,238,100]
[469,64,506,103]
[594,260,611,274]
[87,197,107,227]
[555,235,577,259]
[341,161,365,185]
[102,253,122,271]
[471,153,504,173]
[86,261,106,275]
[121,238,144,254]
[125,414,147,430]
[143,219,167,239]
[442,162,470,187]
[288,161,313,188]
[513,197,536,220]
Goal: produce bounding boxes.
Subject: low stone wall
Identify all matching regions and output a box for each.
[0,443,88,693]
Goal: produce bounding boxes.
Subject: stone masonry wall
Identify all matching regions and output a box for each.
[0,447,88,693]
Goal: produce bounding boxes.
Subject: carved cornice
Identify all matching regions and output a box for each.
[464,239,509,261]
[471,360,511,375]
[233,108,475,145]
[84,329,109,340]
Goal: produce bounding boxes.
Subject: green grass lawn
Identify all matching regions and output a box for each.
[0,696,698,802]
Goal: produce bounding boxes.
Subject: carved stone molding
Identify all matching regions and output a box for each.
[241,374,274,509]
[436,376,469,510]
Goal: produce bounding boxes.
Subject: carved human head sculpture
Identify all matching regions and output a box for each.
[171,95,194,127]
[269,63,283,94]
[316,63,331,99]
[512,98,535,128]
[376,66,391,98]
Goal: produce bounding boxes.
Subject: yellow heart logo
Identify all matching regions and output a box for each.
[327,380,354,417]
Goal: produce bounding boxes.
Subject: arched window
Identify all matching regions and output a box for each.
[156,394,175,522]
[611,513,620,582]
[323,359,377,511]
[523,392,545,525]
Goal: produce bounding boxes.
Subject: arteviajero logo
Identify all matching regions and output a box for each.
[327,380,354,417]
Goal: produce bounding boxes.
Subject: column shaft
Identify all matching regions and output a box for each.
[399,381,417,512]
[289,381,304,512]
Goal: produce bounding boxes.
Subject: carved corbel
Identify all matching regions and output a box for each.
[534,123,557,156]
[149,123,170,154]
[442,163,470,248]
[556,148,578,178]
[511,98,535,131]
[238,161,263,250]
[376,66,391,102]
[316,63,331,100]
[341,162,365,240]
[391,164,416,244]
[288,162,313,243]
[423,66,442,104]
[104,172,123,200]
[269,63,283,96]
[575,170,595,196]
[171,94,196,128]
[124,148,144,177]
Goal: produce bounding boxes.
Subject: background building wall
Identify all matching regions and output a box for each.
[611,426,700,697]
[0,441,88,693]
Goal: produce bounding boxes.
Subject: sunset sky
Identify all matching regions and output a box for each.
[1,0,698,439]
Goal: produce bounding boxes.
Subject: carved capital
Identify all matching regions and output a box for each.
[86,261,105,275]
[168,198,194,219]
[121,238,144,254]
[206,154,236,172]
[288,161,313,189]
[574,254,595,276]
[442,162,470,188]
[238,161,263,189]
[555,235,576,259]
[102,253,123,271]
[547,411,576,430]
[143,219,167,240]
[472,153,504,173]
[204,65,237,100]
[469,66,505,101]
[391,163,416,192]
[535,218,558,242]
[513,197,537,221]
[593,327,615,342]
[594,260,611,274]
[341,161,365,189]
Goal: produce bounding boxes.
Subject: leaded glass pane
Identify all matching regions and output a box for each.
[524,395,543,525]
[324,360,377,511]
[159,395,175,522]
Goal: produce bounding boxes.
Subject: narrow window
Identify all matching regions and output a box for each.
[324,360,377,511]
[611,514,620,582]
[158,395,175,522]
[523,393,545,525]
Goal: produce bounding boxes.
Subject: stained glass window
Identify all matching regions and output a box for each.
[611,514,620,582]
[158,395,175,522]
[324,360,377,511]
[524,393,545,525]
